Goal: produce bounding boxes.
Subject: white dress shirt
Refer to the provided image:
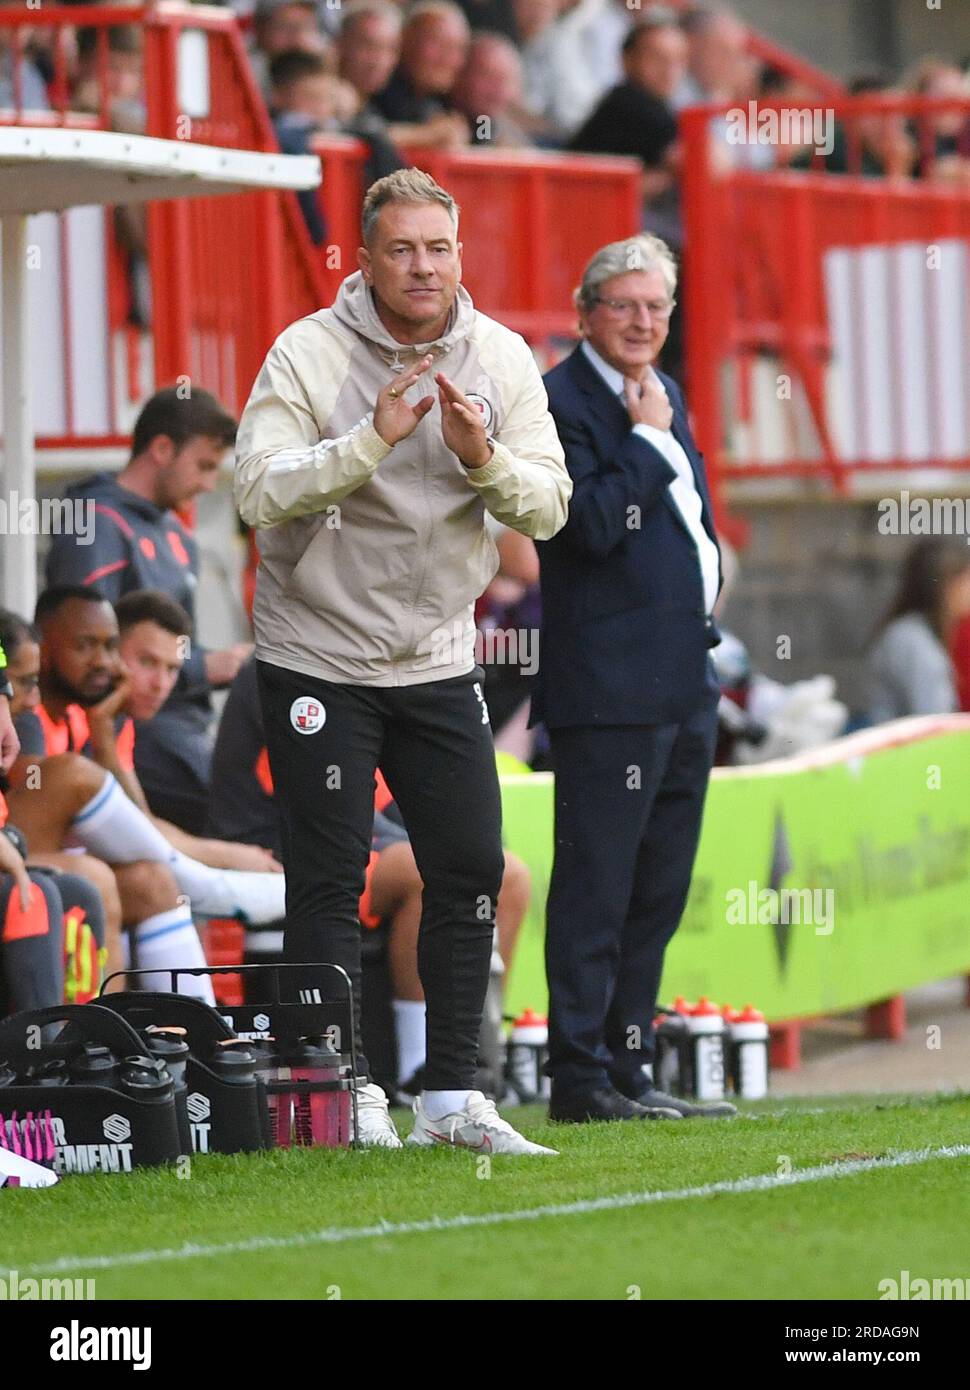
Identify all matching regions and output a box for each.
[581,339,720,616]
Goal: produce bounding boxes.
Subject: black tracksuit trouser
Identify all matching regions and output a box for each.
[256,659,504,1089]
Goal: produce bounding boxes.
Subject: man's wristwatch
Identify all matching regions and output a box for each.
[0,678,12,701]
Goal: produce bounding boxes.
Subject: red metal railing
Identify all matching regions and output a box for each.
[309,138,642,352]
[0,4,642,441]
[0,3,326,443]
[681,95,970,518]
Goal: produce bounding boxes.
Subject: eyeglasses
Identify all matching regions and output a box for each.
[591,297,676,320]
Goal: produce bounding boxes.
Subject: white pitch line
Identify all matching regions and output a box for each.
[16,1144,970,1278]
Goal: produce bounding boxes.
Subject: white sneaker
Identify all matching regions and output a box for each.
[408,1090,558,1156]
[352,1081,403,1149]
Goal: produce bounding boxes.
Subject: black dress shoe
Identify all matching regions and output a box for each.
[615,1082,737,1118]
[549,1085,682,1123]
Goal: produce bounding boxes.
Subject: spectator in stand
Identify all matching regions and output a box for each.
[338,0,402,112]
[907,58,970,185]
[72,26,151,325]
[675,2,748,109]
[0,14,50,113]
[44,388,249,836]
[569,14,686,247]
[208,658,531,1099]
[454,0,518,42]
[675,5,782,174]
[251,0,331,93]
[867,540,970,724]
[269,49,358,244]
[792,74,915,178]
[72,24,145,126]
[451,31,531,146]
[269,49,356,131]
[536,0,633,140]
[371,1,470,149]
[334,3,409,178]
[508,0,564,145]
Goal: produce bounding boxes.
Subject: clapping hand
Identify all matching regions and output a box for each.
[373,356,436,447]
[436,373,492,468]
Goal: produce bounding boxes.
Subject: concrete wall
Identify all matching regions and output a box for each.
[730,0,966,82]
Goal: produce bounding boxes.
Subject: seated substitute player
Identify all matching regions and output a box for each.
[5,596,286,1000]
[1,633,105,1014]
[208,658,531,1100]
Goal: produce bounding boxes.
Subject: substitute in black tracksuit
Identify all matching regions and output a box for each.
[44,388,242,834]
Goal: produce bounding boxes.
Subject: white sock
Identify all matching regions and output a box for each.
[393,999,426,1085]
[422,1089,473,1120]
[71,774,286,924]
[72,773,181,866]
[131,907,216,1005]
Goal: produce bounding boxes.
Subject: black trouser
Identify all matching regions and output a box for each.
[256,660,504,1089]
[545,696,719,1094]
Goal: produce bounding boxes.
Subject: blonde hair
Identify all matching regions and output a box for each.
[361,168,460,244]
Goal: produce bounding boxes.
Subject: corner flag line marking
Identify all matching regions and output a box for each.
[17,1144,970,1277]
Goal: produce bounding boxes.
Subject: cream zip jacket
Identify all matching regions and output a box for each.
[235,272,570,686]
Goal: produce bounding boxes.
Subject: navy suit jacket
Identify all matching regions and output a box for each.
[532,344,723,729]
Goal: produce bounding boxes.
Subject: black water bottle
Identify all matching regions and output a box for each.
[20,1058,70,1087]
[208,1039,258,1085]
[69,1044,120,1089]
[118,1056,174,1103]
[141,1029,190,1151]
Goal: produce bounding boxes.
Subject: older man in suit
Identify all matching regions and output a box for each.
[534,234,736,1123]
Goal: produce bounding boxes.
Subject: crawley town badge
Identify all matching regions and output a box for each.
[465,393,494,433]
[289,696,326,734]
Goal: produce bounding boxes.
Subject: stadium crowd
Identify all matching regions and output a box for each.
[2,0,969,218]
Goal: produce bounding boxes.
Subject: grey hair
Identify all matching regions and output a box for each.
[340,0,403,38]
[573,234,678,313]
[405,0,470,33]
[361,167,460,244]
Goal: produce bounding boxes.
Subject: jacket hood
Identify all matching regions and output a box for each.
[63,471,165,521]
[329,270,476,367]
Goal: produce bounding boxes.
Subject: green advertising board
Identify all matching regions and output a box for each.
[500,723,970,1022]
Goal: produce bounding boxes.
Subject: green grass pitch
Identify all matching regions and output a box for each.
[2,1093,968,1300]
